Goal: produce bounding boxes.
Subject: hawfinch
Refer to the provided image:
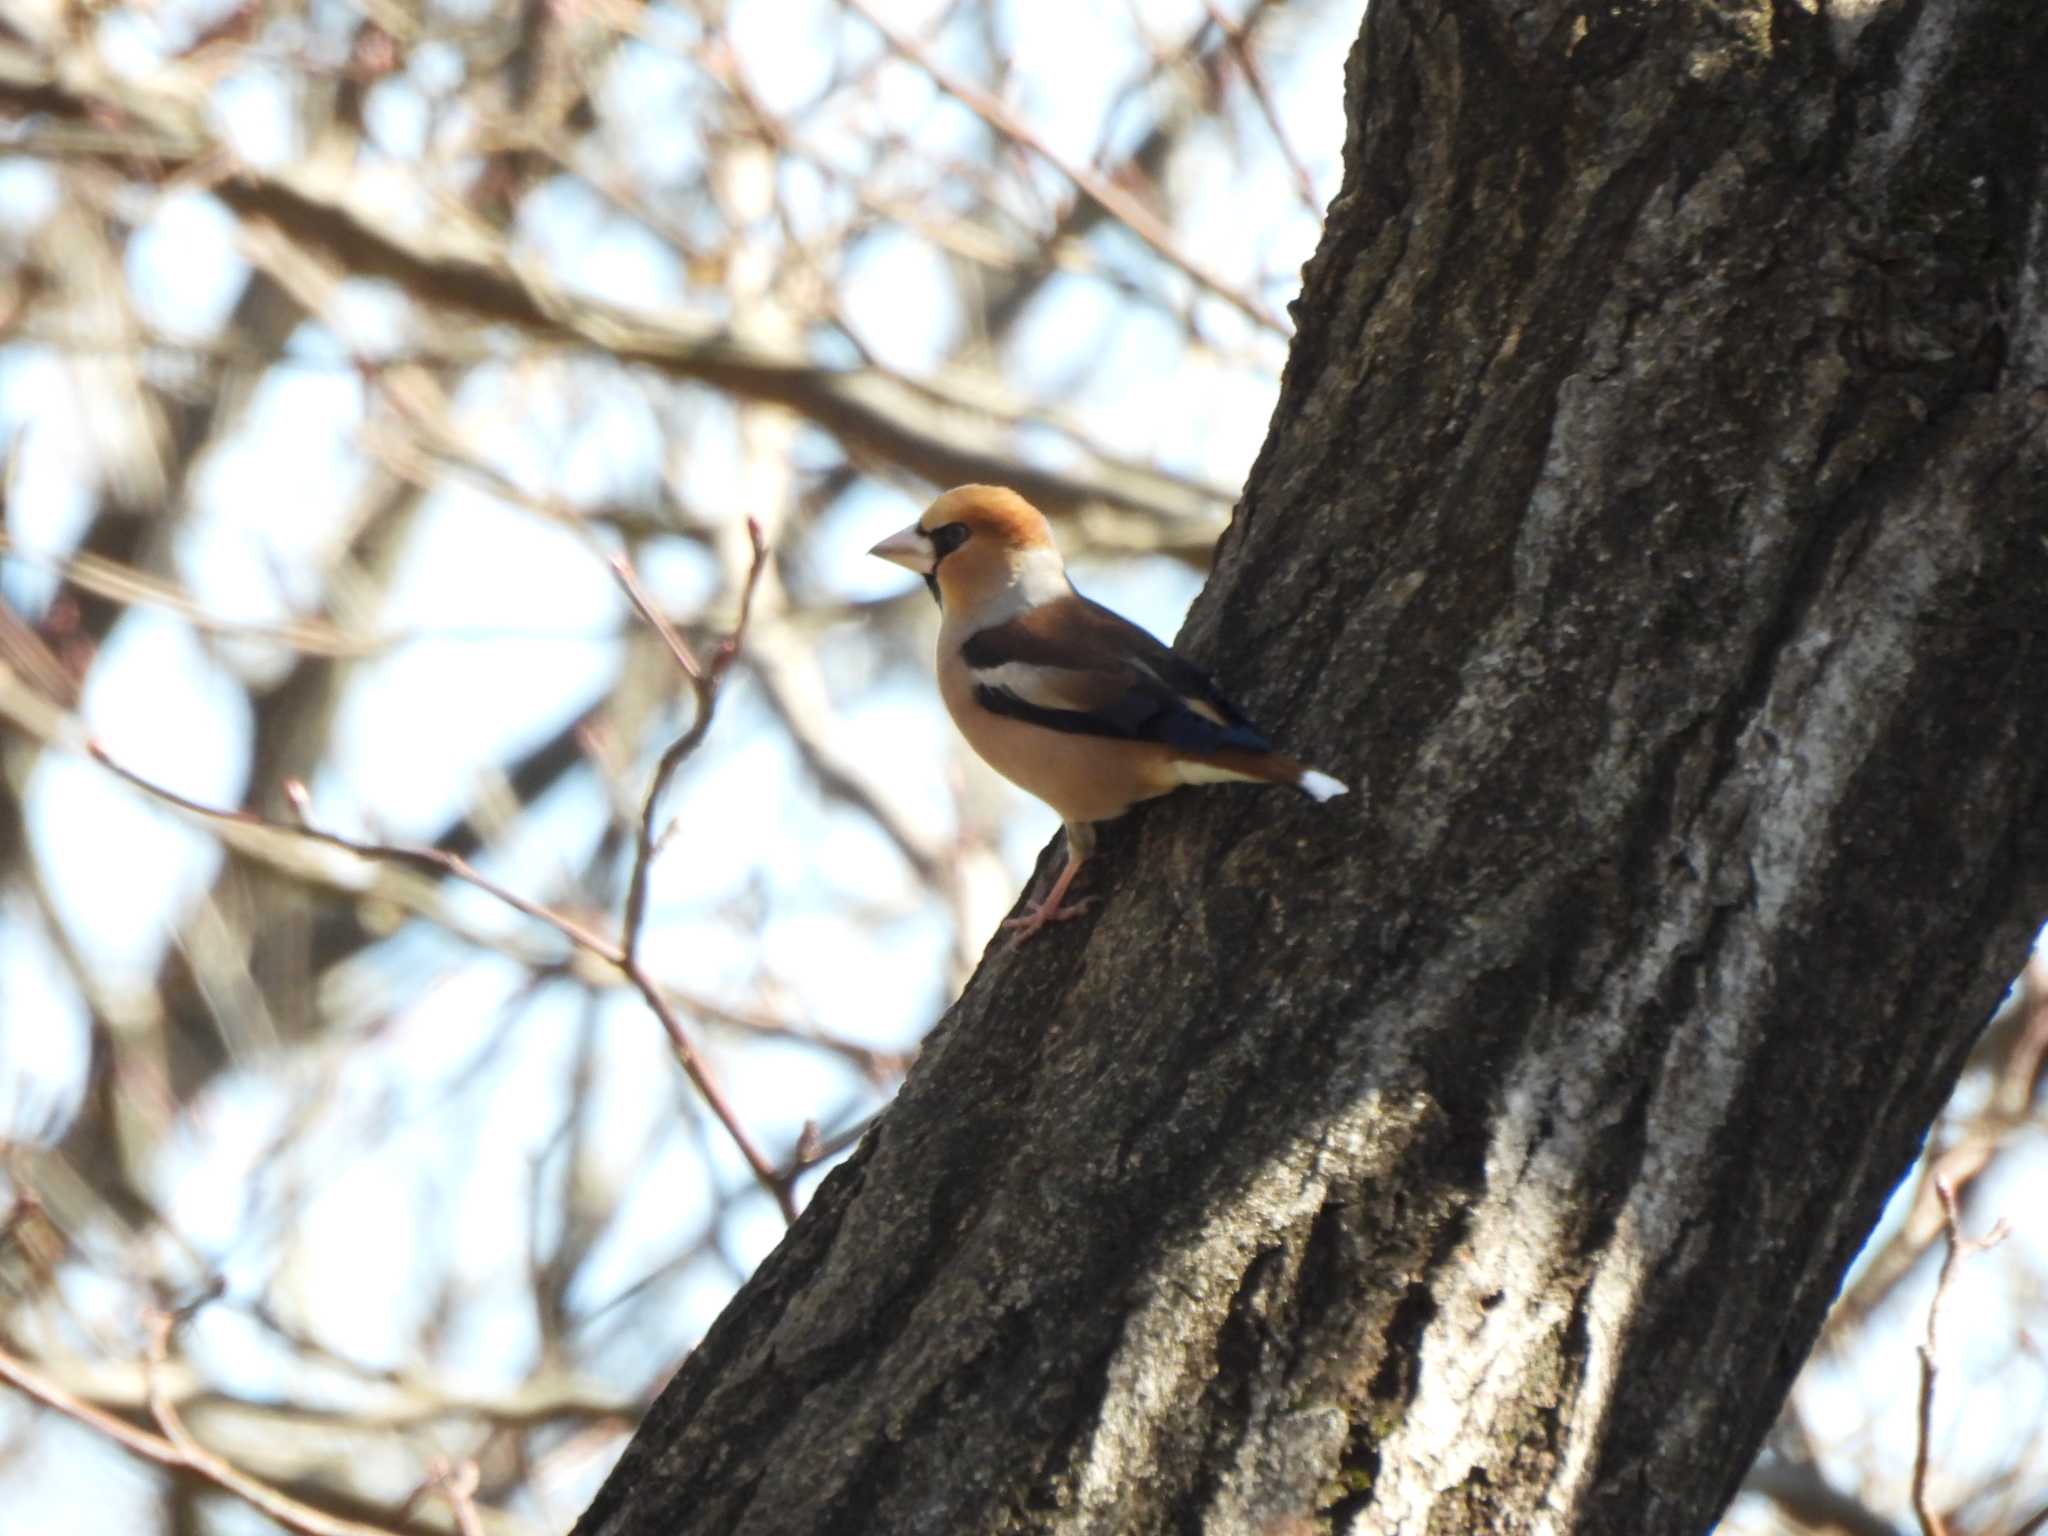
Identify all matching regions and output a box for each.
[870,485,1346,943]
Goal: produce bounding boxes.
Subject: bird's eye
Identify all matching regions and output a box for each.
[927,523,969,557]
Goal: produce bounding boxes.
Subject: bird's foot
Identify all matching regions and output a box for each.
[1003,894,1098,945]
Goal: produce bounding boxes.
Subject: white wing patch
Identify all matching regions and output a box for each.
[1171,759,1265,787]
[970,660,1086,709]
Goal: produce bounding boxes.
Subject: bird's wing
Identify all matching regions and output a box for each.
[960,594,1272,755]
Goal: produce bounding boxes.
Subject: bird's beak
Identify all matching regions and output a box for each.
[868,522,934,574]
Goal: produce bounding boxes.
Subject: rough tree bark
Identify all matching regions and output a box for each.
[574,2,2048,1532]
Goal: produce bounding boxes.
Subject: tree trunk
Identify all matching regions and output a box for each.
[572,2,2048,1532]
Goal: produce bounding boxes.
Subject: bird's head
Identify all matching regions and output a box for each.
[869,485,1069,613]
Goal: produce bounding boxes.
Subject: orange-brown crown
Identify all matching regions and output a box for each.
[918,485,1057,550]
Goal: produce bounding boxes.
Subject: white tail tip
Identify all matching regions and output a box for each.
[1298,769,1347,802]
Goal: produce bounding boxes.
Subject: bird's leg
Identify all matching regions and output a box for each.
[1003,853,1094,942]
[1003,822,1098,944]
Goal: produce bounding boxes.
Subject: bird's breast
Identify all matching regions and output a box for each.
[936,640,1177,826]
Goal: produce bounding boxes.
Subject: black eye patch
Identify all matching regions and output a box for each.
[926,522,969,557]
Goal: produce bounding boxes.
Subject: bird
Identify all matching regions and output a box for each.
[869,484,1346,943]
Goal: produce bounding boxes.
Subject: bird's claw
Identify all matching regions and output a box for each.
[1003,894,1098,945]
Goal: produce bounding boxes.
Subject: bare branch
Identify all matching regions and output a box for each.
[1200,0,1321,215]
[0,1327,405,1536]
[1743,1458,1905,1536]
[0,53,1233,535]
[839,0,1289,338]
[617,517,768,967]
[423,1459,486,1536]
[41,700,797,1223]
[1911,1177,2012,1536]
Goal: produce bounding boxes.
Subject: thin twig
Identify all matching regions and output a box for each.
[80,739,796,1224]
[1742,1458,1908,1536]
[617,516,767,967]
[425,1458,485,1536]
[72,528,797,1224]
[608,553,704,681]
[621,955,792,1218]
[597,522,795,1217]
[2,52,1241,530]
[841,0,1288,336]
[85,745,621,958]
[0,1325,404,1536]
[782,1111,880,1180]
[1199,0,1320,214]
[1911,1176,2010,1536]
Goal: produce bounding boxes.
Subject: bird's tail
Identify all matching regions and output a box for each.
[1178,750,1348,801]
